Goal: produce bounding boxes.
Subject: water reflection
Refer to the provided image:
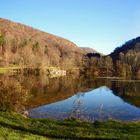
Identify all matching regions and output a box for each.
[0,74,140,121]
[111,81,140,107]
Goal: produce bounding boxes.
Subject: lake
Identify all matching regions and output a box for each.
[0,74,140,121]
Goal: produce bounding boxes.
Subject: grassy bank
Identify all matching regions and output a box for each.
[0,112,140,140]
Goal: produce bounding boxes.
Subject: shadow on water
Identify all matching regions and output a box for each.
[0,74,140,120]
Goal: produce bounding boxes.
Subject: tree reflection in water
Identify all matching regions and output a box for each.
[0,74,140,121]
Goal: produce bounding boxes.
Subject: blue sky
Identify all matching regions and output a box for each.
[0,0,140,54]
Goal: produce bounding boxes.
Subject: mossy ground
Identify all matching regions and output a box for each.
[0,112,140,140]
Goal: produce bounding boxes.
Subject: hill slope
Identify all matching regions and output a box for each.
[110,37,140,78]
[81,36,140,79]
[110,37,140,60]
[0,18,87,69]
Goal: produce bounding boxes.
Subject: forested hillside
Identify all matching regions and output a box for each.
[83,37,140,79]
[110,37,140,78]
[0,18,140,78]
[0,18,86,69]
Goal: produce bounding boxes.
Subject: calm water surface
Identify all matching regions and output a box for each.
[0,74,140,121]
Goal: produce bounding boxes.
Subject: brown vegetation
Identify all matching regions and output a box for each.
[0,76,29,112]
[0,18,140,78]
[82,37,140,79]
[110,37,140,78]
[0,18,86,69]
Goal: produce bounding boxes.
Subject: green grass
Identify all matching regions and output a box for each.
[0,112,140,140]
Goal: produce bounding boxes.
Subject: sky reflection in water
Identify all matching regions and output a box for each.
[29,86,140,121]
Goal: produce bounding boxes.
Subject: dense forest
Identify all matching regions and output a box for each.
[0,18,140,79]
